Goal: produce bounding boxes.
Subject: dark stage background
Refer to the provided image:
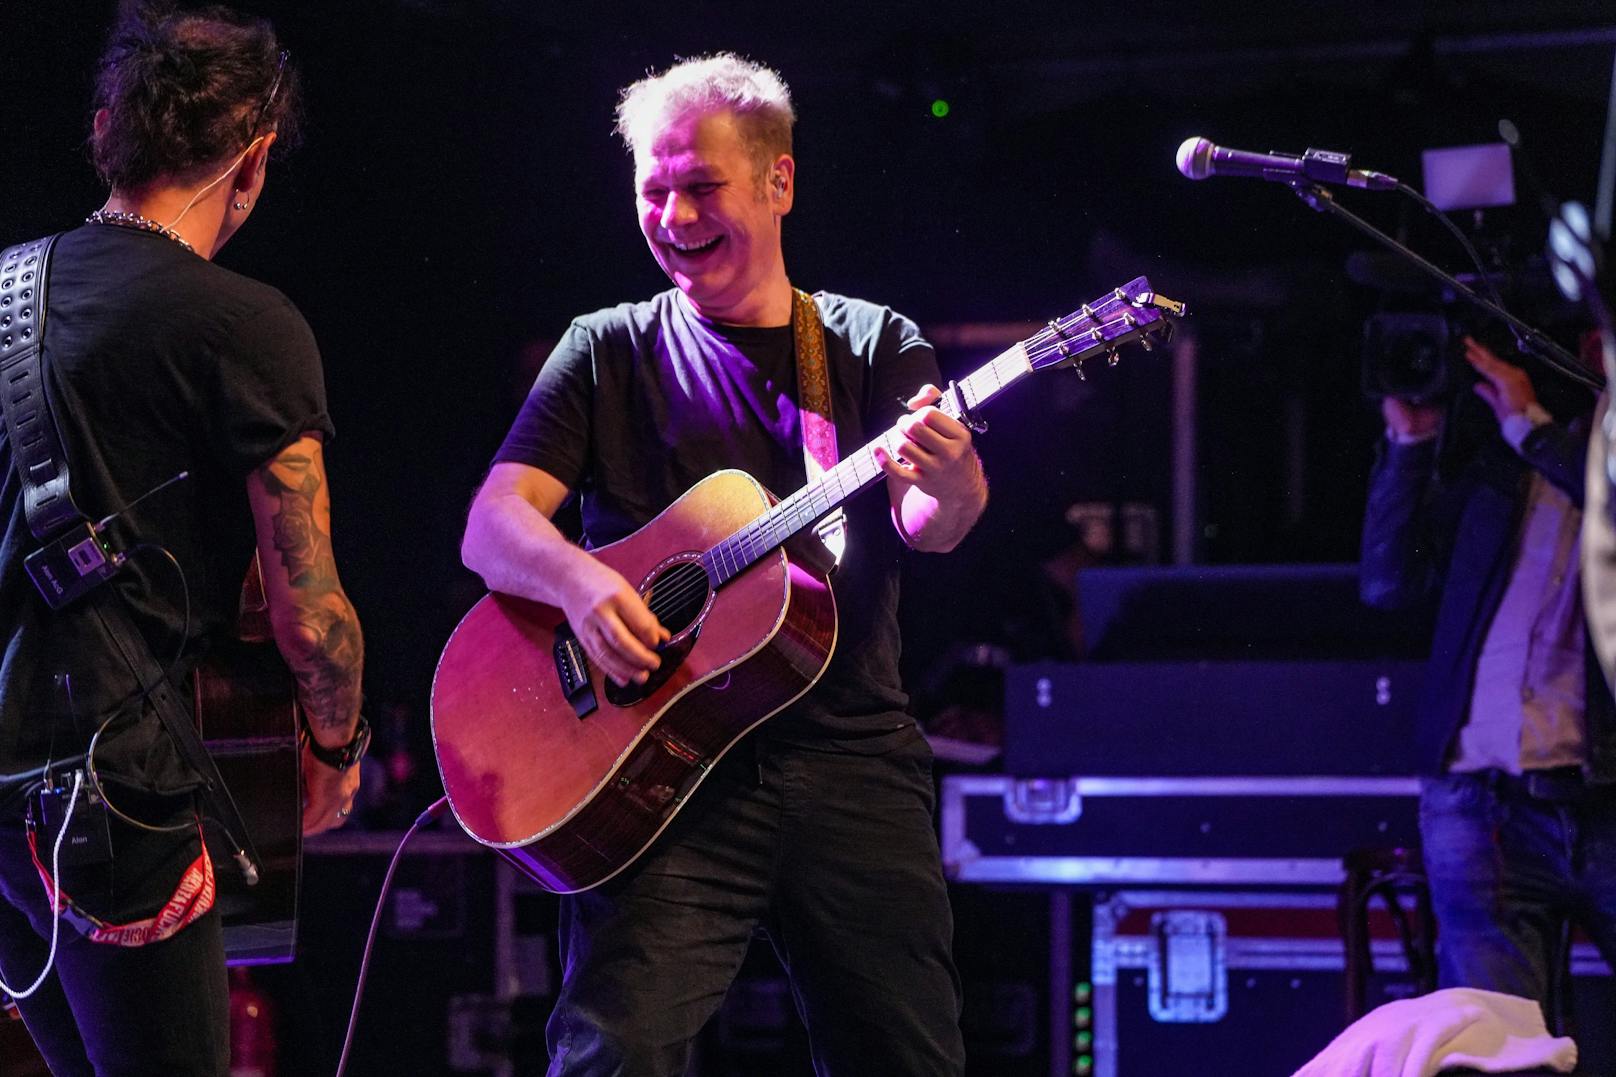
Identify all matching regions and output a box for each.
[3,0,1613,830]
[6,4,1616,1074]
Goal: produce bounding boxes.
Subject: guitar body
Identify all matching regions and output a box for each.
[431,470,837,893]
[191,560,302,964]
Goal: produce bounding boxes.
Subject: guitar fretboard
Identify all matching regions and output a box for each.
[698,342,1035,586]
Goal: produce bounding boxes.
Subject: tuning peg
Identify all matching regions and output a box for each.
[1073,361,1087,381]
[1106,349,1120,367]
[1137,333,1155,352]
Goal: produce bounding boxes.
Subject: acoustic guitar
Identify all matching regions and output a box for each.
[431,278,1185,893]
[192,555,302,964]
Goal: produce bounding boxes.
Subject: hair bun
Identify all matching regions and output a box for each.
[90,7,298,191]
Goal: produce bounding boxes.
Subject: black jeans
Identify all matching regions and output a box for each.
[545,726,966,1077]
[0,787,228,1076]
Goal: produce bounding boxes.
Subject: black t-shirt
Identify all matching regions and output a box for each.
[494,288,940,741]
[0,224,333,794]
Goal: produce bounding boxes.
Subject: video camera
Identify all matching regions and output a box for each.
[1360,310,1469,403]
[1359,142,1518,403]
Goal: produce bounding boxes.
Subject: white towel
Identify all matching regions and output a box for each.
[1292,988,1578,1077]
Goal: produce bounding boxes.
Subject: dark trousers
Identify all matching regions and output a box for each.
[0,791,229,1076]
[545,727,966,1077]
[1420,769,1616,1008]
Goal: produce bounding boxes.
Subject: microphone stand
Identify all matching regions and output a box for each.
[1289,181,1604,393]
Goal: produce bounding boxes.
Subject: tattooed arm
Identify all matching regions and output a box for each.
[245,433,365,834]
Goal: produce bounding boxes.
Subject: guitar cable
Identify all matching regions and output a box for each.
[76,542,260,878]
[82,542,196,835]
[334,794,451,1077]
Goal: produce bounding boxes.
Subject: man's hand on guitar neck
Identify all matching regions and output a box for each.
[878,384,989,553]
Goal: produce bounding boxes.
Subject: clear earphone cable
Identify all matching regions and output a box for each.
[0,770,83,999]
[164,135,264,230]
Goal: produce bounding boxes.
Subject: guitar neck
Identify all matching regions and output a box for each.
[695,276,1184,586]
[700,341,1036,586]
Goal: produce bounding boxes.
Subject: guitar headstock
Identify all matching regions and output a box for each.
[1026,276,1186,378]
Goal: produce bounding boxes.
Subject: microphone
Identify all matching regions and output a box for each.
[1176,136,1398,191]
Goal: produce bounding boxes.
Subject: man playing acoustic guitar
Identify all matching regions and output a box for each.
[462,53,986,1076]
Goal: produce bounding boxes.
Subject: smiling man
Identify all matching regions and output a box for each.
[460,54,983,1076]
[635,106,791,326]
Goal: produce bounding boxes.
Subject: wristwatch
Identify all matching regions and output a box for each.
[300,713,371,772]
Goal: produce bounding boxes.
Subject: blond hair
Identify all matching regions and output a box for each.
[615,53,795,175]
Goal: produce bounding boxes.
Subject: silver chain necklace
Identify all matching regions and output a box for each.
[85,210,196,255]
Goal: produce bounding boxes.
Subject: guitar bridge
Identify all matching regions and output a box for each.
[553,625,598,719]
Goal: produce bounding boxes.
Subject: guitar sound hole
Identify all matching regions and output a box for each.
[644,561,710,637]
[604,561,711,708]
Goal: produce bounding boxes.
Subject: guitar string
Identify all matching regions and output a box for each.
[636,305,1164,623]
[713,326,1051,570]
[645,400,1013,622]
[708,312,1115,569]
[636,294,1169,617]
[641,431,895,622]
[717,299,1150,562]
[646,307,1160,620]
[645,428,902,619]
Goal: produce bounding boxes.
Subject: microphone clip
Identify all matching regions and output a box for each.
[1296,147,1397,191]
[1297,147,1353,185]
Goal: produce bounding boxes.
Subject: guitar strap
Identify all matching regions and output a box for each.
[0,234,263,885]
[791,287,846,566]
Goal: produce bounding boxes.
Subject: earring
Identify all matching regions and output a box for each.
[233,200,250,211]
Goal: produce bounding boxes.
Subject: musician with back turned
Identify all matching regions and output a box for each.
[462,53,986,1075]
[0,8,364,1074]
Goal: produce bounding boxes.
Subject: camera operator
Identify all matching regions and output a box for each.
[1360,334,1616,1018]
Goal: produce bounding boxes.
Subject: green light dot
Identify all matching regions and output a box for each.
[1074,1005,1093,1025]
[1076,1030,1093,1049]
[1075,1055,1094,1075]
[1074,982,1093,1003]
[930,99,951,118]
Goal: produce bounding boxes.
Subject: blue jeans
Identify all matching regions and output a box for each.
[545,727,966,1077]
[1420,770,1616,1007]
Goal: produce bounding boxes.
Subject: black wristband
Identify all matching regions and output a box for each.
[301,712,371,772]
